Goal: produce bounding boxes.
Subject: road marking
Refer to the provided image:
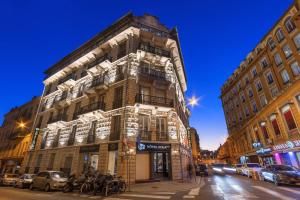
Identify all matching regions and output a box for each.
[231,184,258,198]
[188,187,200,196]
[103,198,133,200]
[151,192,176,195]
[121,194,171,199]
[89,196,102,199]
[80,194,90,198]
[183,195,195,198]
[278,187,300,195]
[252,186,295,200]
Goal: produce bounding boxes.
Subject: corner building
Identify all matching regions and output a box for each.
[21,13,191,183]
[221,1,300,167]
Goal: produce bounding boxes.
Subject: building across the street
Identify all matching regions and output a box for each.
[21,13,192,183]
[0,96,40,174]
[189,127,200,164]
[220,1,300,167]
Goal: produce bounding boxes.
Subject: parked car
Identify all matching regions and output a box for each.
[14,174,35,188]
[0,174,19,186]
[234,164,244,175]
[242,163,262,177]
[195,164,208,176]
[222,164,236,174]
[260,164,300,186]
[211,164,226,175]
[29,171,67,192]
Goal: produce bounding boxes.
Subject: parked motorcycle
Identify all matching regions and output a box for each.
[62,174,82,193]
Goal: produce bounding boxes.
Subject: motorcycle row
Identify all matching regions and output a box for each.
[63,171,126,197]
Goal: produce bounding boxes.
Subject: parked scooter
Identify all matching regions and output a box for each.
[62,174,83,193]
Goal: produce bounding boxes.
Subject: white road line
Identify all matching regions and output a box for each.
[103,198,133,200]
[80,194,90,198]
[252,186,295,200]
[278,187,300,195]
[151,192,176,195]
[89,196,102,199]
[183,195,195,199]
[121,194,171,199]
[231,184,258,198]
[188,187,200,196]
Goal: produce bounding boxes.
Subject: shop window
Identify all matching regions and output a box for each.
[47,153,56,170]
[110,115,121,141]
[282,107,297,131]
[108,151,118,175]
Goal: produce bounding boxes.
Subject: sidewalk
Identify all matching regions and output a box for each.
[128,177,204,193]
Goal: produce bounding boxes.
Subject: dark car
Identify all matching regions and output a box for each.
[211,163,226,175]
[196,164,208,176]
[260,164,300,186]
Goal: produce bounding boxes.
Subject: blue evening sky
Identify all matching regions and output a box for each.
[0,0,293,150]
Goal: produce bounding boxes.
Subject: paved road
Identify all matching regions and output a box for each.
[0,174,300,200]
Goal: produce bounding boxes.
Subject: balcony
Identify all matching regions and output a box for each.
[156,131,168,141]
[85,75,109,95]
[87,54,112,76]
[67,135,75,146]
[52,137,59,148]
[139,130,152,140]
[52,92,69,108]
[76,101,105,121]
[112,99,123,109]
[86,134,96,144]
[139,42,170,58]
[47,114,68,129]
[135,94,174,107]
[138,66,169,82]
[57,74,76,90]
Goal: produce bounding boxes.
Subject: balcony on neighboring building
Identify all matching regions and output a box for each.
[138,66,169,82]
[57,74,76,90]
[135,94,174,107]
[85,75,109,95]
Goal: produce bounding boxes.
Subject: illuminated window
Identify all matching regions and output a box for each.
[282,44,292,58]
[274,53,282,66]
[281,105,297,131]
[280,69,290,84]
[270,115,281,136]
[290,62,300,76]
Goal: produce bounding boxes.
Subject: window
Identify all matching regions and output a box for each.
[255,81,263,92]
[282,105,297,131]
[248,88,253,98]
[139,115,150,140]
[274,53,283,66]
[276,28,285,42]
[47,153,56,170]
[260,124,269,140]
[252,101,258,113]
[270,115,281,136]
[293,33,300,50]
[260,95,267,107]
[282,45,292,58]
[290,61,300,76]
[117,41,127,59]
[280,69,290,84]
[297,94,300,107]
[244,107,250,117]
[251,67,257,77]
[285,17,296,33]
[244,76,249,85]
[87,121,97,144]
[270,87,279,98]
[267,37,276,50]
[110,115,121,141]
[240,93,246,103]
[266,72,274,85]
[260,57,269,68]
[156,117,167,140]
[113,86,123,109]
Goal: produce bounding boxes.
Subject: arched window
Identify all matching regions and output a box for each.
[267,37,276,50]
[285,17,296,33]
[275,28,285,42]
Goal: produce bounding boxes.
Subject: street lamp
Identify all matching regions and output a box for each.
[188,96,200,107]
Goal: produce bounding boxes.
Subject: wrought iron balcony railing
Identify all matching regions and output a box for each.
[156,131,168,141]
[139,42,170,57]
[139,130,152,140]
[139,66,167,81]
[135,94,174,107]
[76,101,106,116]
[48,114,68,124]
[58,73,76,85]
[87,54,112,70]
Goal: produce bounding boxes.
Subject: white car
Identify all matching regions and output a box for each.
[242,163,262,177]
[234,164,244,175]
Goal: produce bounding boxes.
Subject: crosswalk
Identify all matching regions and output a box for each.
[209,184,300,200]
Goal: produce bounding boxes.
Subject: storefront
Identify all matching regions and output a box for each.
[0,158,22,174]
[79,144,100,173]
[272,140,300,168]
[136,142,171,181]
[256,147,274,165]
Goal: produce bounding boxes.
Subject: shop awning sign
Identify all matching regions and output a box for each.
[256,148,272,155]
[273,140,300,151]
[137,142,171,152]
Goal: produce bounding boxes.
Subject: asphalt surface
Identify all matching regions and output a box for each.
[0,173,300,200]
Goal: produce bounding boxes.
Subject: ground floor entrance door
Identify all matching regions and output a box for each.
[151,152,170,179]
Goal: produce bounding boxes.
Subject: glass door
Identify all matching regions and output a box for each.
[152,152,169,179]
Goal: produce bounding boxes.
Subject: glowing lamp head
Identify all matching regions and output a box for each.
[188,96,200,107]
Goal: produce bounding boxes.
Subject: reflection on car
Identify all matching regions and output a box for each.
[211,164,225,175]
[222,164,236,174]
[242,163,262,177]
[30,171,68,192]
[260,165,300,186]
[234,164,243,175]
[15,174,35,188]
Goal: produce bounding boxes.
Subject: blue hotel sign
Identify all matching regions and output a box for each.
[137,142,170,152]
